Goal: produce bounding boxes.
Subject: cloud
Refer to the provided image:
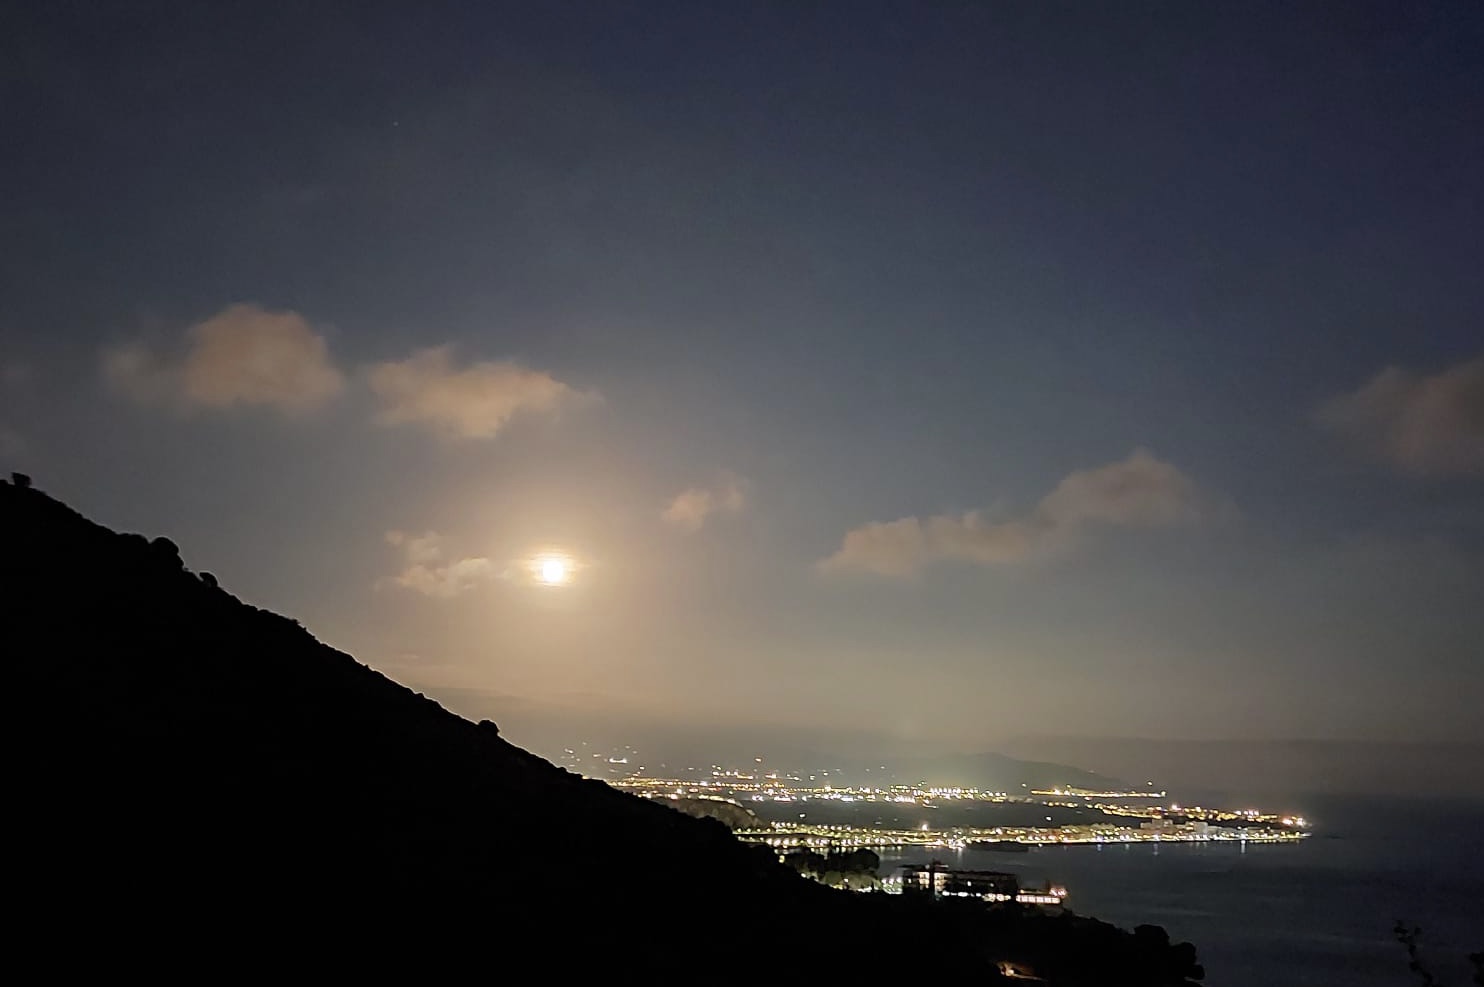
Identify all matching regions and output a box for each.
[383,530,496,598]
[103,304,345,413]
[662,473,747,532]
[367,346,594,440]
[819,516,933,577]
[1317,356,1484,476]
[819,449,1212,577]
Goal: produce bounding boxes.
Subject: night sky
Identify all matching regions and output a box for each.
[3,2,1480,767]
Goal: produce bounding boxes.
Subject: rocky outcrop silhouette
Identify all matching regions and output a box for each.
[2,477,1204,983]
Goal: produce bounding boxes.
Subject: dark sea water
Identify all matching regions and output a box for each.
[874,795,1483,987]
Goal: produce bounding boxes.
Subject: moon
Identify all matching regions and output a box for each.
[533,553,573,586]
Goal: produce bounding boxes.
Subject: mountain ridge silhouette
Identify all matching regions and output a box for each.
[3,475,1203,982]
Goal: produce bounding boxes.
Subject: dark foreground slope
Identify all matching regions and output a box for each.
[3,477,1202,982]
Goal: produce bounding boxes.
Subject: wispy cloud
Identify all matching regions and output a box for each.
[1317,356,1484,476]
[367,346,595,440]
[383,530,496,598]
[103,304,345,413]
[663,473,748,532]
[819,449,1216,577]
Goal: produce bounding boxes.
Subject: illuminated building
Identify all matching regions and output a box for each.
[898,863,1069,908]
[901,863,1019,900]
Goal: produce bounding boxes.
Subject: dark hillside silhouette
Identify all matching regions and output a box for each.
[3,476,1204,982]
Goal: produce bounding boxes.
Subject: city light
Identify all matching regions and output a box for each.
[592,753,1313,855]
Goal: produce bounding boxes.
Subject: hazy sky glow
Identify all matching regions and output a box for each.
[2,2,1481,762]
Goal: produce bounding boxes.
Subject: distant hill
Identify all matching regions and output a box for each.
[659,796,763,831]
[867,752,1132,793]
[2,476,1204,982]
[462,709,1133,792]
[1003,735,1484,801]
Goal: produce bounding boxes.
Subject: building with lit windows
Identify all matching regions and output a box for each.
[899,863,1067,907]
[900,864,1018,899]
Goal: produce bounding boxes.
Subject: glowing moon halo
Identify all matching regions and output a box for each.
[532,553,574,587]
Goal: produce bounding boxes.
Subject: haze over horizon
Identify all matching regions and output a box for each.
[3,2,1481,794]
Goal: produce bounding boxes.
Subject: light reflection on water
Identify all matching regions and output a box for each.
[849,797,1483,987]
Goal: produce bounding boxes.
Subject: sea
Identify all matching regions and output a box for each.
[769,794,1484,986]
